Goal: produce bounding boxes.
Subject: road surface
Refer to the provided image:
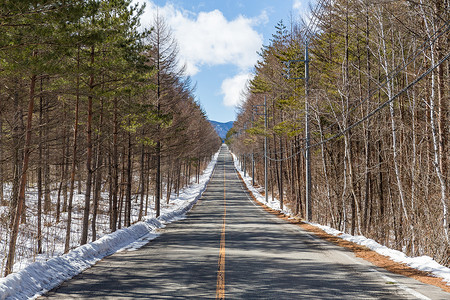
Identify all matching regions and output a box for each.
[43,146,449,299]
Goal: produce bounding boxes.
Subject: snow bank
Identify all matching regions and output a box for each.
[232,152,450,286]
[0,219,162,300]
[311,223,450,285]
[231,154,293,217]
[0,151,219,300]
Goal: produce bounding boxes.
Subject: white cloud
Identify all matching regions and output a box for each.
[221,73,253,107]
[293,0,302,12]
[136,0,263,76]
[251,9,270,26]
[292,0,311,24]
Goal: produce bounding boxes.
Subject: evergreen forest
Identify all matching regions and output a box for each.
[0,0,221,276]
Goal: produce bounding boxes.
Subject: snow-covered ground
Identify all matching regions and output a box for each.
[0,151,219,300]
[232,156,293,217]
[232,154,450,287]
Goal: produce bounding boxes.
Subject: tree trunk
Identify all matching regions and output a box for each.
[377,9,411,245]
[118,145,126,229]
[43,92,51,213]
[111,98,119,232]
[126,131,132,227]
[155,141,161,217]
[62,132,70,212]
[424,34,449,242]
[81,45,95,245]
[362,5,372,234]
[64,47,81,253]
[37,81,44,254]
[278,137,284,211]
[145,153,151,217]
[346,134,361,236]
[318,116,336,227]
[5,74,37,276]
[10,81,24,230]
[108,154,113,229]
[92,99,104,241]
[166,162,171,204]
[92,145,102,241]
[155,43,162,217]
[56,100,68,222]
[0,118,4,205]
[138,144,146,221]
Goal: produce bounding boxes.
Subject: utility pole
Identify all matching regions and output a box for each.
[252,152,255,186]
[243,123,247,177]
[264,95,268,203]
[305,42,311,222]
[251,114,255,186]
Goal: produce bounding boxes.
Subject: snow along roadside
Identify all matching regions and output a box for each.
[232,153,450,286]
[0,151,219,300]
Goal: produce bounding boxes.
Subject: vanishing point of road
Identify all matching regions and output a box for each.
[43,146,450,299]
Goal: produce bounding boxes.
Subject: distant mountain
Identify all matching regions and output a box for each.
[209,120,234,141]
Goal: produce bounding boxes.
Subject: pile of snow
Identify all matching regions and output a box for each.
[231,154,293,217]
[232,153,450,286]
[0,151,219,300]
[311,223,450,286]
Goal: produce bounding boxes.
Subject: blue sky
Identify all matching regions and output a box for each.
[135,0,311,122]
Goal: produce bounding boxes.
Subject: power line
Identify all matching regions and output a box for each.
[236,3,448,164]
[308,50,450,150]
[252,20,450,162]
[263,49,450,162]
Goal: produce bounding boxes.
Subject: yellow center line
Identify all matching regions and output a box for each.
[216,156,226,299]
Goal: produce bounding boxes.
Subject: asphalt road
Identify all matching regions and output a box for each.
[43,146,450,299]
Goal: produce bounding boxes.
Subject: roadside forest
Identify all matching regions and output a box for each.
[229,0,449,266]
[0,0,220,276]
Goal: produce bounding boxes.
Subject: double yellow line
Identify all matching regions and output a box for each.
[216,156,227,299]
